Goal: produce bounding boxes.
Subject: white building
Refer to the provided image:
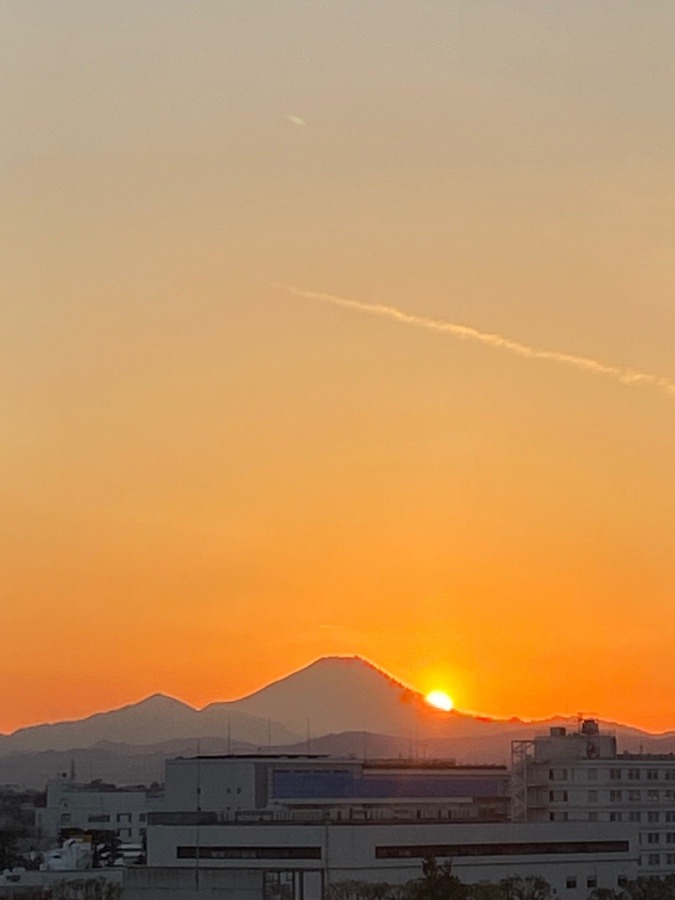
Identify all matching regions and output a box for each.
[512,718,675,877]
[128,752,638,899]
[129,819,637,900]
[36,778,164,845]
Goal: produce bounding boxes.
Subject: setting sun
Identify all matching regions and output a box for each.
[425,690,454,712]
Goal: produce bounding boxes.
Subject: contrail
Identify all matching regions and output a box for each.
[276,284,675,398]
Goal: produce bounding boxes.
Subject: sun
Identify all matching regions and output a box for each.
[425,690,454,712]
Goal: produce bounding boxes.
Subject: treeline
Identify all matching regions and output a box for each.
[0,880,121,900]
[326,858,675,900]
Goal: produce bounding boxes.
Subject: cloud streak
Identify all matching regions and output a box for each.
[276,285,675,398]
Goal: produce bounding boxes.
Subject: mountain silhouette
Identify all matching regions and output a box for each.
[2,656,673,779]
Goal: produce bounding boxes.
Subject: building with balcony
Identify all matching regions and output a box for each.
[512,718,675,877]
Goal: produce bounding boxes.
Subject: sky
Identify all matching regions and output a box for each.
[2,1,674,734]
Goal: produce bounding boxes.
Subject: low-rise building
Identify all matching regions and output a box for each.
[164,754,510,823]
[36,777,164,845]
[130,819,637,900]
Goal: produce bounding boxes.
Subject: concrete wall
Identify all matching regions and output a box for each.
[145,820,638,899]
[125,867,262,899]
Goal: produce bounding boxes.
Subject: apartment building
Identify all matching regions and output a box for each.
[512,718,675,876]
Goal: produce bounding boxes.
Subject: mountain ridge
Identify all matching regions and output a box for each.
[3,656,674,766]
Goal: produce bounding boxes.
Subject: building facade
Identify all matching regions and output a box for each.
[163,754,510,824]
[36,778,164,844]
[133,819,637,900]
[512,718,675,876]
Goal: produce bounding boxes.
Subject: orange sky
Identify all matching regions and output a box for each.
[2,1,674,735]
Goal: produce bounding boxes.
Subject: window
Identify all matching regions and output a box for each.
[588,791,598,803]
[647,833,660,845]
[139,814,146,822]
[628,769,641,780]
[666,812,675,823]
[648,770,659,781]
[610,812,623,822]
[667,854,675,865]
[116,813,131,824]
[587,769,598,782]
[629,812,641,823]
[648,790,659,802]
[587,877,597,889]
[610,790,623,802]
[629,790,641,802]
[59,813,71,825]
[566,878,577,889]
[648,812,660,824]
[88,815,110,823]
[666,833,675,844]
[374,840,629,859]
[647,854,660,866]
[665,771,675,781]
[178,846,322,860]
[610,769,622,781]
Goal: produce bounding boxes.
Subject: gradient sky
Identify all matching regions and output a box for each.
[2,1,674,734]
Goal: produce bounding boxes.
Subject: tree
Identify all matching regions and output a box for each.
[496,876,556,900]
[0,824,26,870]
[467,885,506,900]
[402,857,469,900]
[620,875,675,900]
[327,881,398,900]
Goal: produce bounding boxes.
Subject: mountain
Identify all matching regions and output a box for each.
[0,694,298,757]
[207,656,438,737]
[212,656,573,745]
[4,656,675,782]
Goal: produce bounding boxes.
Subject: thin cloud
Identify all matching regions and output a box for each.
[286,114,306,127]
[275,284,675,398]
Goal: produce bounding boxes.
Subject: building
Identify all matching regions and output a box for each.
[36,777,164,845]
[163,753,510,824]
[128,819,637,900]
[127,752,638,899]
[512,718,675,876]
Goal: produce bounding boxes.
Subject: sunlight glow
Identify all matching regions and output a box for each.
[426,690,454,712]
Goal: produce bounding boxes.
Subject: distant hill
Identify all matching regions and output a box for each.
[0,694,298,757]
[3,656,675,788]
[0,737,259,789]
